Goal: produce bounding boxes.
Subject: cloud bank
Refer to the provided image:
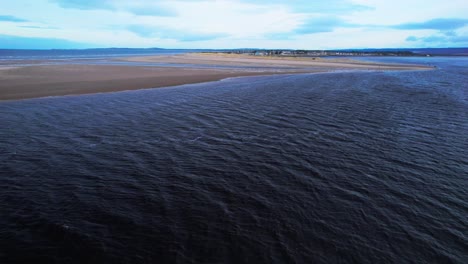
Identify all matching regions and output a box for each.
[0,0,466,49]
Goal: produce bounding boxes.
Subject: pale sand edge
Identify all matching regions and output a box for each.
[119,53,435,70]
[0,65,318,101]
[0,54,435,101]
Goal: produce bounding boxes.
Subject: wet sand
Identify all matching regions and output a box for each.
[0,65,306,101]
[122,53,433,70]
[0,53,433,101]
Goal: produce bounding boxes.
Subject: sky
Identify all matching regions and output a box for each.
[0,0,467,49]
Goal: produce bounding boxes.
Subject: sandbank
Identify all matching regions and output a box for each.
[121,53,433,70]
[0,53,433,101]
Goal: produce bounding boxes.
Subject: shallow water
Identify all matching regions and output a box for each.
[0,48,196,60]
[1,57,467,263]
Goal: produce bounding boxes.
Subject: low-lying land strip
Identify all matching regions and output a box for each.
[0,53,433,101]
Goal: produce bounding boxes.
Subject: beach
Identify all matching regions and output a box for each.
[121,53,431,69]
[0,53,433,101]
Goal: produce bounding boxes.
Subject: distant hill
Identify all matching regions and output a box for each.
[409,48,468,56]
[335,48,468,56]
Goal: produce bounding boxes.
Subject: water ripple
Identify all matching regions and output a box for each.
[1,58,467,263]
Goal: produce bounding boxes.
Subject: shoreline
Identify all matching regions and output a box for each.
[0,53,434,101]
[119,53,433,70]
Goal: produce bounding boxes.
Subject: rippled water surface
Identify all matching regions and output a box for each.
[1,57,467,263]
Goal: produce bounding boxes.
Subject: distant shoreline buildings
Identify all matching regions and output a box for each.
[214,49,427,57]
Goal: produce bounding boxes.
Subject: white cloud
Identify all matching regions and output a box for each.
[348,0,468,25]
[0,0,467,48]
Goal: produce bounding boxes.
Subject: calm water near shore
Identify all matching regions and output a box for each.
[0,48,197,60]
[1,57,467,263]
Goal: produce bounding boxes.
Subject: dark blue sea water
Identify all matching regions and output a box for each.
[1,57,467,263]
[0,48,204,60]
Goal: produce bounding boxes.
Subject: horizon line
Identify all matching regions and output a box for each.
[1,47,467,51]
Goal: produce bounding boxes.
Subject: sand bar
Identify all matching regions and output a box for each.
[0,53,433,101]
[121,53,433,70]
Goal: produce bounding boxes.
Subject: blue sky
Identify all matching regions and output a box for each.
[0,0,467,49]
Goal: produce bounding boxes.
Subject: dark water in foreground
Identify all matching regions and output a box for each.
[1,57,467,263]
